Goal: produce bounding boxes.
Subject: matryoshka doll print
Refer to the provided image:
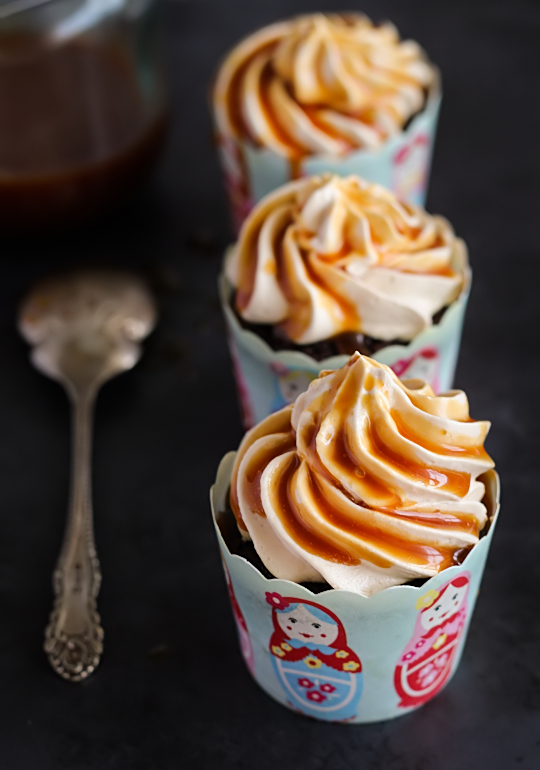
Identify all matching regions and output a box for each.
[266,593,363,722]
[269,362,317,414]
[391,347,440,393]
[218,136,253,233]
[392,133,431,205]
[223,561,255,676]
[394,573,471,709]
[226,328,255,429]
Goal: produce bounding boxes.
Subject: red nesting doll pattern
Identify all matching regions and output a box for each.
[394,572,471,709]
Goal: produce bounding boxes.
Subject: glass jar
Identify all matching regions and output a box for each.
[0,0,168,231]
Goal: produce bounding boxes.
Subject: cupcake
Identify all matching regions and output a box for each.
[221,173,470,428]
[212,13,440,230]
[211,353,500,722]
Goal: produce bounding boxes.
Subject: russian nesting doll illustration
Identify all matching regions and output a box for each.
[218,136,253,232]
[269,362,316,413]
[392,133,430,205]
[266,592,363,722]
[223,562,255,676]
[394,573,471,709]
[227,329,255,429]
[391,346,440,392]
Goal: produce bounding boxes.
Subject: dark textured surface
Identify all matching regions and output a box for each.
[0,1,538,768]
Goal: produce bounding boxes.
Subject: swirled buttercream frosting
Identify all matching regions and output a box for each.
[230,353,494,596]
[213,14,435,157]
[226,174,467,344]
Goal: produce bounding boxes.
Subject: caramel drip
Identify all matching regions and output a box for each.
[308,471,451,569]
[417,265,455,278]
[331,428,400,506]
[228,58,252,139]
[323,366,472,498]
[236,206,293,312]
[289,157,303,179]
[382,508,479,535]
[327,365,402,507]
[302,106,356,151]
[228,49,303,155]
[242,432,296,516]
[304,251,360,330]
[274,454,358,564]
[280,244,361,341]
[367,418,471,497]
[235,248,258,313]
[230,471,244,530]
[230,406,294,529]
[259,62,306,157]
[391,409,492,462]
[230,54,354,159]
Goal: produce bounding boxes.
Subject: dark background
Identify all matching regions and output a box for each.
[0,0,539,768]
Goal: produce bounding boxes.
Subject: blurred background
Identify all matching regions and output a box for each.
[0,1,538,768]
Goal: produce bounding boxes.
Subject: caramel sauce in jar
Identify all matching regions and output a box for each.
[0,35,167,231]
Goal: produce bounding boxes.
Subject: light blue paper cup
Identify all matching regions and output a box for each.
[215,76,441,232]
[220,273,470,430]
[211,454,500,723]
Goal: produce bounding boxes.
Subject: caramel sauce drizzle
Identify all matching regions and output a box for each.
[325,366,402,507]
[420,265,456,278]
[228,50,303,156]
[367,418,471,497]
[304,250,360,328]
[382,508,478,533]
[302,105,356,151]
[229,472,244,530]
[230,406,293,529]
[230,362,484,569]
[289,157,303,180]
[335,367,472,498]
[330,424,477,534]
[227,60,250,139]
[237,197,458,326]
[225,40,428,164]
[236,206,293,312]
[307,470,451,569]
[235,254,257,313]
[275,454,358,564]
[242,432,296,516]
[391,409,492,462]
[259,68,306,157]
[278,237,361,340]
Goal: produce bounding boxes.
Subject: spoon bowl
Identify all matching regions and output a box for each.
[20,269,155,391]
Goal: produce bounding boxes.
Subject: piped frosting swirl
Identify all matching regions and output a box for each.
[226,174,467,344]
[230,354,494,596]
[214,14,435,158]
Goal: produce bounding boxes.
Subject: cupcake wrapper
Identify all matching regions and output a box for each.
[211,454,500,724]
[220,273,470,430]
[214,76,441,232]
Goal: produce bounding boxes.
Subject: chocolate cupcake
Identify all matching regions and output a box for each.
[211,353,500,722]
[212,13,440,230]
[221,173,470,428]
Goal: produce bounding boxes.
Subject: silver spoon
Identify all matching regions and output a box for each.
[18,270,157,681]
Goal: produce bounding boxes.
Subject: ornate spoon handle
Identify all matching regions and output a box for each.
[44,393,103,681]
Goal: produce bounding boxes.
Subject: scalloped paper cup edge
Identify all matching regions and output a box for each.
[214,74,441,232]
[211,453,500,723]
[220,272,470,429]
